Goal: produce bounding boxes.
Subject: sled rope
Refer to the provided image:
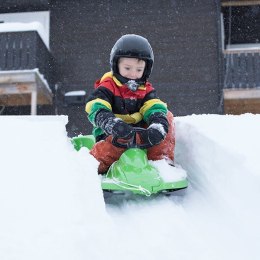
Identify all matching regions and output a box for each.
[111,171,152,196]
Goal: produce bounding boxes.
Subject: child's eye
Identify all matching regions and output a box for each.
[124,67,130,70]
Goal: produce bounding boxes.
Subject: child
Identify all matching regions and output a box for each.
[85,34,175,174]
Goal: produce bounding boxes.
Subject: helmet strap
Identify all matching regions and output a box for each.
[125,80,139,92]
[113,72,145,91]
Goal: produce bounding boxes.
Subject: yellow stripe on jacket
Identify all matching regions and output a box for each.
[140,99,167,116]
[115,112,143,124]
[85,98,112,114]
[86,98,143,124]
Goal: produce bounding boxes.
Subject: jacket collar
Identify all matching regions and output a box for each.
[100,71,146,90]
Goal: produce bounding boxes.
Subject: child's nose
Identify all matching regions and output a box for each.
[129,70,137,79]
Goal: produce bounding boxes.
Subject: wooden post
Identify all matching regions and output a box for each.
[0,70,52,115]
[31,89,37,115]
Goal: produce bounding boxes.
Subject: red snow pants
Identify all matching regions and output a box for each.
[90,111,175,174]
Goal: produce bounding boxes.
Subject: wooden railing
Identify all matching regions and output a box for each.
[0,31,53,86]
[223,49,260,89]
[0,31,53,114]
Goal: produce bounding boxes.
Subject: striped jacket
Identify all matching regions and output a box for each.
[85,72,168,139]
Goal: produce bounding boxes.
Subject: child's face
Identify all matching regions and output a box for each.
[118,58,146,80]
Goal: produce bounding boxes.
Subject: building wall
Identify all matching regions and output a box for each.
[0,0,222,136]
[0,0,49,12]
[50,0,222,136]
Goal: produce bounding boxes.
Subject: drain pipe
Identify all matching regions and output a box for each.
[0,105,5,115]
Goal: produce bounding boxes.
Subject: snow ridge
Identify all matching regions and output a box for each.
[0,114,259,260]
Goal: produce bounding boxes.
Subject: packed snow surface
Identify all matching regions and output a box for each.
[0,114,259,260]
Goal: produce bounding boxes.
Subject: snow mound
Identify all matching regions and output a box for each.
[0,114,260,260]
[150,159,187,181]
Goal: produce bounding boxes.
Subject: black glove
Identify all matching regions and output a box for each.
[112,120,133,139]
[141,125,165,146]
[95,109,133,139]
[140,112,169,146]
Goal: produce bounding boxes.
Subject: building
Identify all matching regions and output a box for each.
[221,0,260,114]
[2,0,252,137]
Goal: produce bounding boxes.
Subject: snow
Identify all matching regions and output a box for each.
[0,69,52,93]
[0,22,48,48]
[149,122,167,136]
[150,160,187,182]
[0,114,260,260]
[65,90,86,96]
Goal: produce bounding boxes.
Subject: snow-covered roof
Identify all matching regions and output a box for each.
[64,91,86,97]
[0,22,48,49]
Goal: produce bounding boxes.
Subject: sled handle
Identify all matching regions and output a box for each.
[112,127,153,149]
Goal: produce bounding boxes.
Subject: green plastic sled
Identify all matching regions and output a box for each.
[71,128,188,197]
[71,135,95,151]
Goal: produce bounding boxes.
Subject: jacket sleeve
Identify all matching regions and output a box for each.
[140,89,168,122]
[85,86,114,125]
[139,89,169,133]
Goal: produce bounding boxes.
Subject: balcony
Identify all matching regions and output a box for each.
[223,47,260,114]
[0,30,53,115]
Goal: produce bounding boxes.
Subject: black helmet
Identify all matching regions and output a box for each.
[110,34,154,84]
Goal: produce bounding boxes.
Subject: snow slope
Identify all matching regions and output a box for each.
[0,114,259,260]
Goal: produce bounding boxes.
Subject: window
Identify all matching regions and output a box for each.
[221,5,260,50]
